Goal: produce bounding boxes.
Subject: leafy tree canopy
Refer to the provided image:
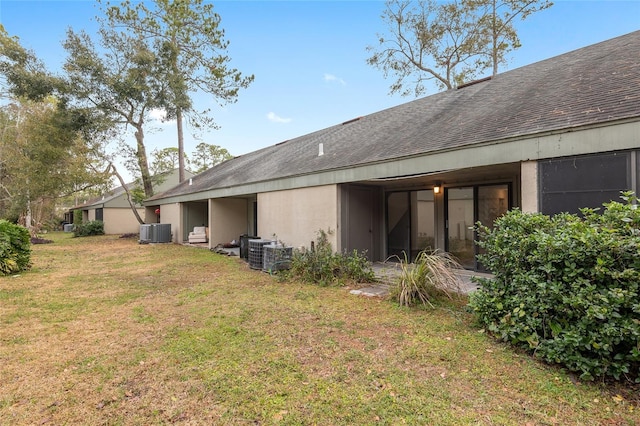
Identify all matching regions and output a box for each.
[103,0,254,181]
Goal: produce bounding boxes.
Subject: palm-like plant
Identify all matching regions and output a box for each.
[391,250,463,308]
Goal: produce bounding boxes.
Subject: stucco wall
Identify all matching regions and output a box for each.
[159,203,181,243]
[520,161,539,213]
[103,208,144,235]
[210,198,248,246]
[258,185,338,250]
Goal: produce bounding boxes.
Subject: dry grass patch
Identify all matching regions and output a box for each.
[0,233,638,425]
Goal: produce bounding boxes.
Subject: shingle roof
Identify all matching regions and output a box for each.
[75,169,188,208]
[150,30,640,201]
[72,186,126,209]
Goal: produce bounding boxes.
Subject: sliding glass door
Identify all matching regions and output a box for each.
[386,190,435,262]
[446,184,510,270]
[446,187,475,269]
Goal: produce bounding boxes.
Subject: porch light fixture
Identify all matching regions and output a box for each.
[433,182,442,194]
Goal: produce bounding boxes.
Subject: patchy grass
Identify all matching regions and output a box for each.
[0,233,638,425]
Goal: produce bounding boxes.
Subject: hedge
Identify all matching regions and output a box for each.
[469,193,640,382]
[73,220,105,237]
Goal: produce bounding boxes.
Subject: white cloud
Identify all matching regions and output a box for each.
[267,112,292,124]
[149,108,175,125]
[324,73,346,86]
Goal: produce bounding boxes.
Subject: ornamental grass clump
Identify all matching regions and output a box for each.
[391,250,463,308]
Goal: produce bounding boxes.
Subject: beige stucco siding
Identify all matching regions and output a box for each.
[102,208,144,235]
[160,203,181,243]
[520,161,539,213]
[210,198,248,247]
[258,185,338,250]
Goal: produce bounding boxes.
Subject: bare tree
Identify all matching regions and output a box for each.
[472,0,552,77]
[367,0,551,96]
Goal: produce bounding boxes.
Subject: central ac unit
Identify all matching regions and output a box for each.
[248,239,275,269]
[151,223,171,243]
[263,245,293,273]
[139,224,152,243]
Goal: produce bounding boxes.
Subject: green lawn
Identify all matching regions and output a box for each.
[0,233,637,425]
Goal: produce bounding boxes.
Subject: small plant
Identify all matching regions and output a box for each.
[0,220,32,275]
[288,229,374,286]
[391,250,463,308]
[73,220,105,237]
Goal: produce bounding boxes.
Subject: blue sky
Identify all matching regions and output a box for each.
[1,0,639,179]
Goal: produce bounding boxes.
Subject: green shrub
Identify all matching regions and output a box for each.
[390,250,463,308]
[0,220,32,275]
[469,193,640,382]
[73,220,105,237]
[73,209,83,226]
[288,229,374,286]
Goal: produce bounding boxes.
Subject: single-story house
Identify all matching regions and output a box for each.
[146,31,640,271]
[71,169,193,235]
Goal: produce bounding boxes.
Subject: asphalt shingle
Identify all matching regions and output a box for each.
[150,31,640,201]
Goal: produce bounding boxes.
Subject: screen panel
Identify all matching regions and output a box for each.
[539,152,631,215]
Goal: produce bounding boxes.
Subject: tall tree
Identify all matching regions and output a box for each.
[103,0,254,182]
[150,147,184,175]
[0,24,62,101]
[1,25,110,230]
[191,142,232,173]
[0,99,107,231]
[473,0,552,77]
[62,27,161,201]
[367,0,551,96]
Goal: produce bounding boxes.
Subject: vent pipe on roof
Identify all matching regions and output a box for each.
[318,143,324,156]
[189,178,193,186]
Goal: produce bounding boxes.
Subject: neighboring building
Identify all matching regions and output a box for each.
[146,31,640,271]
[71,169,193,235]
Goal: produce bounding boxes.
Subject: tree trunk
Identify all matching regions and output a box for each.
[492,0,499,77]
[110,163,144,225]
[25,189,32,232]
[134,125,154,198]
[177,107,185,182]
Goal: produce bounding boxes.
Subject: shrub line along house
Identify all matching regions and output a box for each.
[145,31,640,272]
